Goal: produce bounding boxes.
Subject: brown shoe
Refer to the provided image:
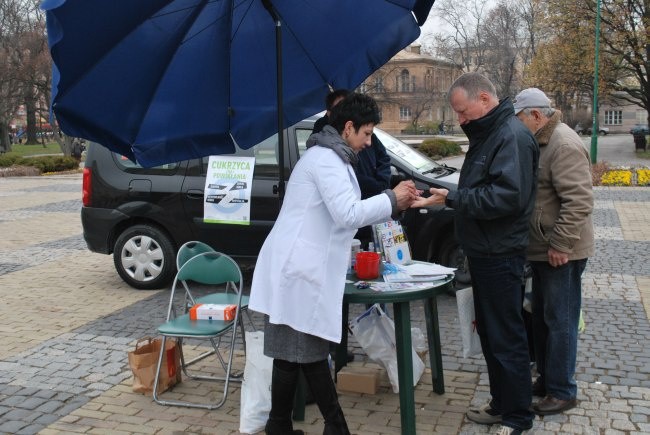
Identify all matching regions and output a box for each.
[533,395,577,415]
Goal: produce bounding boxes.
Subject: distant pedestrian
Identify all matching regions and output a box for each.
[72,140,83,162]
[514,87,594,416]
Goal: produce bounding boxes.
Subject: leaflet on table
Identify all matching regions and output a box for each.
[370,282,441,292]
[382,271,450,283]
[400,263,456,276]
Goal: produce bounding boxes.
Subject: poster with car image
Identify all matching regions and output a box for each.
[204,156,255,225]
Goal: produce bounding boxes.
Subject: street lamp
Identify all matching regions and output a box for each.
[590,0,602,164]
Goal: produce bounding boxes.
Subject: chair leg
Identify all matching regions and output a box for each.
[152,336,168,404]
[153,329,240,410]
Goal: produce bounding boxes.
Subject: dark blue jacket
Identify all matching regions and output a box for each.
[445,98,539,257]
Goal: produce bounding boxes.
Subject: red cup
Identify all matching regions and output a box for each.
[355,252,380,279]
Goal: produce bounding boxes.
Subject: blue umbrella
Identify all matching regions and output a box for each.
[43,0,434,173]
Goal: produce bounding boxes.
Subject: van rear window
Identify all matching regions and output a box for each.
[113,153,179,172]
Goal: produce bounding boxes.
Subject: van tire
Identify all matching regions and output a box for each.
[113,224,175,290]
[438,237,471,292]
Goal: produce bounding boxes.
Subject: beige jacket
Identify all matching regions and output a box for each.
[527,111,595,261]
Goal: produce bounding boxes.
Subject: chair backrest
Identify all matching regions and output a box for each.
[167,251,243,321]
[176,241,216,270]
[177,252,241,286]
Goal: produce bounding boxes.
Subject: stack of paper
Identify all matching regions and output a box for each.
[382,262,455,283]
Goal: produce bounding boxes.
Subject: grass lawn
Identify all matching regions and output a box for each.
[8,142,61,156]
[637,150,650,159]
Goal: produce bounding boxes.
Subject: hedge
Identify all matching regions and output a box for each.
[418,139,463,158]
[0,154,79,173]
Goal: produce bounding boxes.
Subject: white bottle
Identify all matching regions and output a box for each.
[349,239,361,273]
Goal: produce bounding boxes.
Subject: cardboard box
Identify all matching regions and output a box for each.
[189,303,236,321]
[336,367,380,395]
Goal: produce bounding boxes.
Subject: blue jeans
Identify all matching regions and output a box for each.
[531,259,587,400]
[468,255,534,430]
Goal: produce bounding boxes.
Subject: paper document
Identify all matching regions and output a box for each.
[383,272,450,283]
[400,263,456,276]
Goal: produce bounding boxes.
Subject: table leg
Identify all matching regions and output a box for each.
[393,301,415,435]
[424,295,445,394]
[335,302,350,380]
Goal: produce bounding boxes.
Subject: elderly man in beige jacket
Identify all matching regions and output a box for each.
[514,88,594,417]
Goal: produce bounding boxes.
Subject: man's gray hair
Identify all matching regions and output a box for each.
[521,107,556,118]
[448,72,497,102]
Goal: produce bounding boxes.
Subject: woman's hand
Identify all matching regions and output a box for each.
[392,180,419,210]
[411,187,449,208]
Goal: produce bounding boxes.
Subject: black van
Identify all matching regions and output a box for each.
[81,116,467,289]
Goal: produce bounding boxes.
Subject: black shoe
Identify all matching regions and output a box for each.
[533,395,578,415]
[531,378,546,397]
[265,420,304,435]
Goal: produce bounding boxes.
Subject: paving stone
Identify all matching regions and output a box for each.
[1,174,650,435]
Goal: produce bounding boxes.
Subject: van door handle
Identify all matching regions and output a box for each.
[186,189,204,200]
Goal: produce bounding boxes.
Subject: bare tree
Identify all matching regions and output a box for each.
[482,1,525,97]
[426,0,490,72]
[0,0,30,152]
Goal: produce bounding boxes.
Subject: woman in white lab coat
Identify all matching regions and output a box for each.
[249,93,417,435]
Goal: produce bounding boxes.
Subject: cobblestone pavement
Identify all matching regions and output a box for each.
[0,174,648,435]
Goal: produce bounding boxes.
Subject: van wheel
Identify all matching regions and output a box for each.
[438,238,471,293]
[113,224,175,290]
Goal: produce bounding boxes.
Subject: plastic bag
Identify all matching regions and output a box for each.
[239,331,272,434]
[349,304,424,393]
[456,287,482,358]
[411,327,428,359]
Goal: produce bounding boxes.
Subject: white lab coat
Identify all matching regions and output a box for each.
[249,145,393,342]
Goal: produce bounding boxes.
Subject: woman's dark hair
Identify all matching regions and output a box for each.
[329,93,380,134]
[325,89,350,110]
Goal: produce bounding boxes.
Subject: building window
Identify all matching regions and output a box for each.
[399,106,411,121]
[636,110,646,124]
[425,71,432,91]
[400,70,410,92]
[375,77,384,92]
[604,110,622,125]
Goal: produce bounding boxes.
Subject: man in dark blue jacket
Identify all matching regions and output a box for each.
[412,73,538,435]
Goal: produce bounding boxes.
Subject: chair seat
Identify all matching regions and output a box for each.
[158,314,233,337]
[197,293,249,308]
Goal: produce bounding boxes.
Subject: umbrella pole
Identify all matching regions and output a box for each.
[262,0,285,201]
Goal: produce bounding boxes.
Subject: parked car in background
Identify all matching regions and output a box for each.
[81,116,468,290]
[574,123,609,135]
[630,124,649,135]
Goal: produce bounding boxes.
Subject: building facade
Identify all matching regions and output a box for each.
[360,45,463,135]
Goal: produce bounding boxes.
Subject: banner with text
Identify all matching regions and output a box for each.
[204,156,255,225]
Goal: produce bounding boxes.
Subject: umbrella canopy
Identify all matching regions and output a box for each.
[43,0,434,167]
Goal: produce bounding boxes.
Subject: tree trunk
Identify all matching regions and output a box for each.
[25,95,38,145]
[0,124,11,153]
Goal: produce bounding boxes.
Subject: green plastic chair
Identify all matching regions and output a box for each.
[176,241,254,331]
[153,251,245,409]
[176,241,216,271]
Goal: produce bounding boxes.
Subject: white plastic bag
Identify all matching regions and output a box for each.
[456,287,482,358]
[239,331,272,434]
[349,304,424,393]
